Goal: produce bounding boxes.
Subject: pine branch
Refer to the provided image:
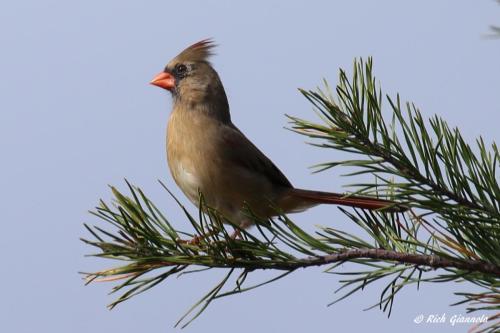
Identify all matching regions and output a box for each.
[82,179,499,329]
[284,249,500,276]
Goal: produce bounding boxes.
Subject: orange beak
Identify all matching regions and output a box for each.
[150,72,175,90]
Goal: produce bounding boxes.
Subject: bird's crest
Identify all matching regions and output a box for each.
[174,38,216,63]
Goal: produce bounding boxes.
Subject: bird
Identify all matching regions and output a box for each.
[150,39,405,229]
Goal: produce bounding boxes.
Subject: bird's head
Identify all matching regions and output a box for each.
[151,39,225,105]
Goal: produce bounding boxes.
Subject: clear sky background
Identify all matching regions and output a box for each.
[1,1,499,332]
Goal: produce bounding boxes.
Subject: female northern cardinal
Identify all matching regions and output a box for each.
[151,39,405,228]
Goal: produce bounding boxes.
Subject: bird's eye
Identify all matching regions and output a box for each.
[175,64,188,76]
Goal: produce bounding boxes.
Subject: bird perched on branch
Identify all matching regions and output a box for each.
[151,39,405,228]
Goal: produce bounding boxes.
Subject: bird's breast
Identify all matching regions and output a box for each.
[166,109,219,206]
[169,159,201,205]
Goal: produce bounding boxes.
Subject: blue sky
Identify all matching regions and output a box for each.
[1,1,499,332]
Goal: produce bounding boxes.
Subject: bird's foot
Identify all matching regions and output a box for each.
[230,229,242,239]
[176,235,203,245]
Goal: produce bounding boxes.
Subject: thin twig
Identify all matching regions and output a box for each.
[290,248,500,277]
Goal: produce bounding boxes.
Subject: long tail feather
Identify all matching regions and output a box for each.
[281,188,407,213]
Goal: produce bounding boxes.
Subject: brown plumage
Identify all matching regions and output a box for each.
[151,39,406,227]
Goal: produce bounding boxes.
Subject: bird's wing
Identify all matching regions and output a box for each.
[220,123,293,189]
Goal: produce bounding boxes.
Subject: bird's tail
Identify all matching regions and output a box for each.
[279,188,407,213]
